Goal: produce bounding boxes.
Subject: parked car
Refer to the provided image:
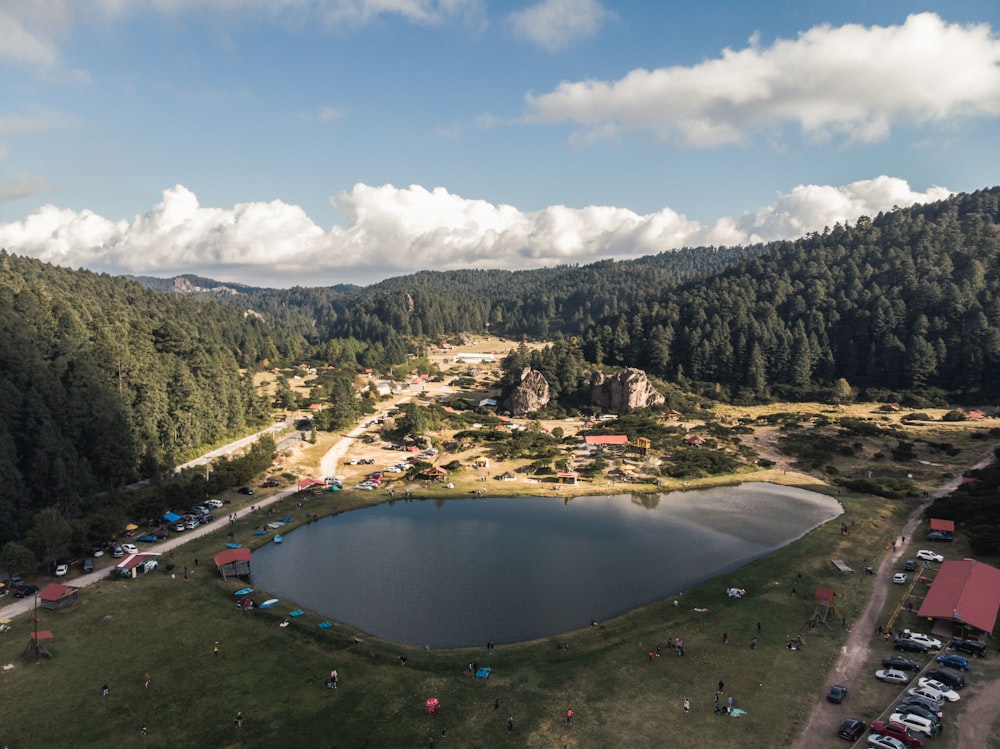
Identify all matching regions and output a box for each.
[948,639,987,657]
[888,712,937,737]
[184,519,199,530]
[838,718,867,741]
[925,668,965,689]
[916,679,960,702]
[112,546,125,558]
[915,549,944,563]
[153,528,169,539]
[904,631,942,650]
[261,479,282,488]
[54,563,69,576]
[892,573,908,584]
[895,638,930,654]
[869,720,924,747]
[927,531,953,542]
[882,656,921,672]
[867,735,907,749]
[171,522,186,532]
[827,684,848,703]
[89,546,105,557]
[237,487,254,495]
[206,498,225,508]
[908,685,950,705]
[934,654,969,671]
[898,694,944,717]
[82,559,94,574]
[121,543,139,555]
[903,560,917,571]
[15,584,39,598]
[876,669,910,685]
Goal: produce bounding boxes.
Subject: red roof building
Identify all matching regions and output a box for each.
[39,583,80,610]
[929,518,955,533]
[297,477,325,491]
[584,435,629,446]
[918,559,1000,638]
[214,547,252,580]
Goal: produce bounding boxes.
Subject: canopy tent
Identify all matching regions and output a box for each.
[163,512,181,523]
[124,523,139,531]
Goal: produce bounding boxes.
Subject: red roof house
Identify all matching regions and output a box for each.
[929,518,955,534]
[297,477,325,491]
[39,583,80,610]
[584,435,628,447]
[214,547,252,580]
[918,559,1000,637]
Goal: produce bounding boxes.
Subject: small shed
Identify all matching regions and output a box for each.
[115,553,160,579]
[557,471,579,485]
[497,471,517,482]
[214,547,252,581]
[929,518,955,534]
[39,583,79,610]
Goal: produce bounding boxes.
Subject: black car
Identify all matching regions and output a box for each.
[838,718,866,741]
[895,702,944,732]
[14,584,39,598]
[927,530,953,542]
[882,655,921,672]
[82,559,94,573]
[827,684,848,704]
[925,668,965,690]
[895,638,930,654]
[948,639,987,658]
[903,559,917,572]
[898,695,944,718]
[237,487,254,495]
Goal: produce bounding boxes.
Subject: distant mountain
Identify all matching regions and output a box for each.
[125,273,261,295]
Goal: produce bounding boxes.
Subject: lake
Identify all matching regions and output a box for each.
[250,482,841,648]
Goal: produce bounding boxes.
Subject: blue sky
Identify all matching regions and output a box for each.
[1,0,998,286]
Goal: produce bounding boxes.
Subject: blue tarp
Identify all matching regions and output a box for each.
[163,512,181,523]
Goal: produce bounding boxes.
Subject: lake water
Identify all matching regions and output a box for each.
[250,482,841,648]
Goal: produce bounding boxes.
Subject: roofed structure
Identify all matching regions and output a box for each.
[39,583,79,610]
[918,559,1000,638]
[214,547,252,581]
[929,518,955,533]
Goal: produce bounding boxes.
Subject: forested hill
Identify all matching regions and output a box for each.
[0,252,273,538]
[222,187,1000,400]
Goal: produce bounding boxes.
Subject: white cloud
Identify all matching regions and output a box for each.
[0,178,951,285]
[510,0,610,52]
[0,7,60,67]
[0,174,51,203]
[526,13,1000,146]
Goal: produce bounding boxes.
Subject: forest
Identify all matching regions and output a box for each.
[2,186,999,554]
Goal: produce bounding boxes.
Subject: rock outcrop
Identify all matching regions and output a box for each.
[501,368,550,416]
[590,368,665,412]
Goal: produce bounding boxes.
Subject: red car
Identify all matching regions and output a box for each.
[870,720,924,747]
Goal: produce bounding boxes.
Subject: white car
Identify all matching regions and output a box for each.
[917,678,960,702]
[888,712,935,737]
[905,632,942,650]
[121,543,139,555]
[916,549,943,563]
[875,669,910,685]
[892,573,908,584]
[206,498,224,509]
[867,735,907,749]
[55,563,69,576]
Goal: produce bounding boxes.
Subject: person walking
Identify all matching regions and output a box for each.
[102,683,109,697]
[566,708,573,726]
[494,698,500,711]
[234,711,243,728]
[723,632,729,644]
[507,716,514,734]
[683,698,690,713]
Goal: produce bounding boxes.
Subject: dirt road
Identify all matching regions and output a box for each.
[790,454,997,748]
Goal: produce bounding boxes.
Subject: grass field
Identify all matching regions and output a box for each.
[1,408,997,748]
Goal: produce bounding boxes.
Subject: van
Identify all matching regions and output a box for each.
[889,711,936,737]
[926,668,965,690]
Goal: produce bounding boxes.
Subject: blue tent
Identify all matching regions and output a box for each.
[163,512,181,523]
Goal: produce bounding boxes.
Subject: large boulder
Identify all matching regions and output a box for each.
[590,368,665,412]
[501,368,550,416]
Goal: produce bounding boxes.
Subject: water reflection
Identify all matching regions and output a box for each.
[251,483,840,648]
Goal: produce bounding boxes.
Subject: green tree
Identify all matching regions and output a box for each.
[1,541,38,578]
